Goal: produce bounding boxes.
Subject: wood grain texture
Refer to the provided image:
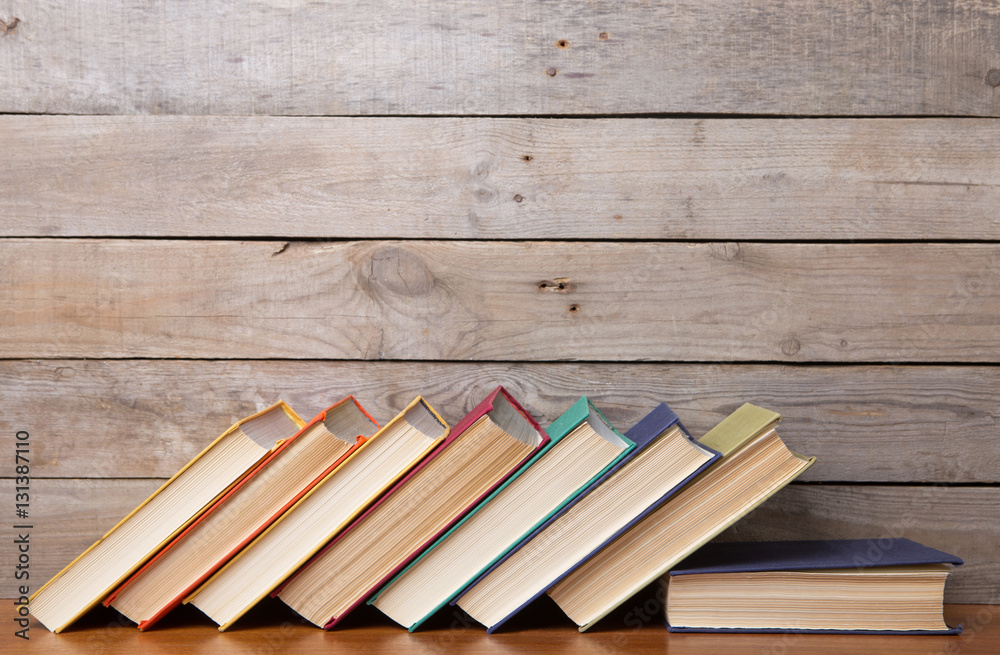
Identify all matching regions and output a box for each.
[2,0,998,637]
[1,1,999,116]
[1,360,997,482]
[720,486,1000,604]
[10,604,1000,652]
[14,601,1000,652]
[3,239,998,362]
[3,116,1000,239]
[7,480,996,603]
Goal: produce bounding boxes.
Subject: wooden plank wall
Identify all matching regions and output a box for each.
[1,1,997,605]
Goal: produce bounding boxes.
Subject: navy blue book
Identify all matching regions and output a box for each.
[666,538,963,635]
[452,403,720,633]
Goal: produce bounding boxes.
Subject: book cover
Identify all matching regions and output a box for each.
[275,385,549,630]
[104,396,378,630]
[454,402,720,634]
[29,401,305,632]
[669,538,964,575]
[368,396,635,631]
[666,538,963,635]
[184,396,448,631]
[698,402,781,457]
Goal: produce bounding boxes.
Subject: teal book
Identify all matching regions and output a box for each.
[368,396,634,631]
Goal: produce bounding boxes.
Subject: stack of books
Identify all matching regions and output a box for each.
[28,387,962,636]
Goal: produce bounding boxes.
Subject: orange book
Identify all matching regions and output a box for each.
[29,402,305,633]
[104,397,379,630]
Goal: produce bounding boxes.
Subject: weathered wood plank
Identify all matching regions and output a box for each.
[7,480,996,603]
[720,486,1000,604]
[3,116,999,240]
[2,240,998,362]
[1,1,998,116]
[1,360,997,482]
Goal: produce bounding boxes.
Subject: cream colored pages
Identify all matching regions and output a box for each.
[110,420,356,624]
[188,416,440,630]
[456,428,714,629]
[372,420,624,627]
[666,565,951,631]
[277,415,536,626]
[548,429,813,629]
[30,406,300,632]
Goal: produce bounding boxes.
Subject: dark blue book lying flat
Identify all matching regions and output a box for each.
[666,538,963,635]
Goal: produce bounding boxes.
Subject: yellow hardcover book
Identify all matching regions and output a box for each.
[184,396,450,631]
[29,402,305,633]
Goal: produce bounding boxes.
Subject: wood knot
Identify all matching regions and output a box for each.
[470,156,499,205]
[780,337,801,357]
[599,32,609,40]
[53,366,76,379]
[710,242,742,261]
[986,69,1000,88]
[471,157,495,180]
[964,273,986,294]
[568,304,580,313]
[0,17,19,33]
[538,278,573,293]
[546,68,558,77]
[366,246,435,297]
[513,194,524,203]
[556,40,569,49]
[472,185,498,204]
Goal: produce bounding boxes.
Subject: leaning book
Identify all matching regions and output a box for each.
[547,403,815,631]
[185,396,449,631]
[29,402,305,632]
[369,396,633,631]
[275,386,548,629]
[105,396,379,629]
[454,402,719,633]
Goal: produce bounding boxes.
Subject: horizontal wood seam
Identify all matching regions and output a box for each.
[2,112,1000,119]
[4,358,999,367]
[2,236,1000,245]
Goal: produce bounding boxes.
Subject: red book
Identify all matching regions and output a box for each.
[104,397,379,629]
[273,386,549,629]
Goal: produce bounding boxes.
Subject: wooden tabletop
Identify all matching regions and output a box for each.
[13,599,998,654]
